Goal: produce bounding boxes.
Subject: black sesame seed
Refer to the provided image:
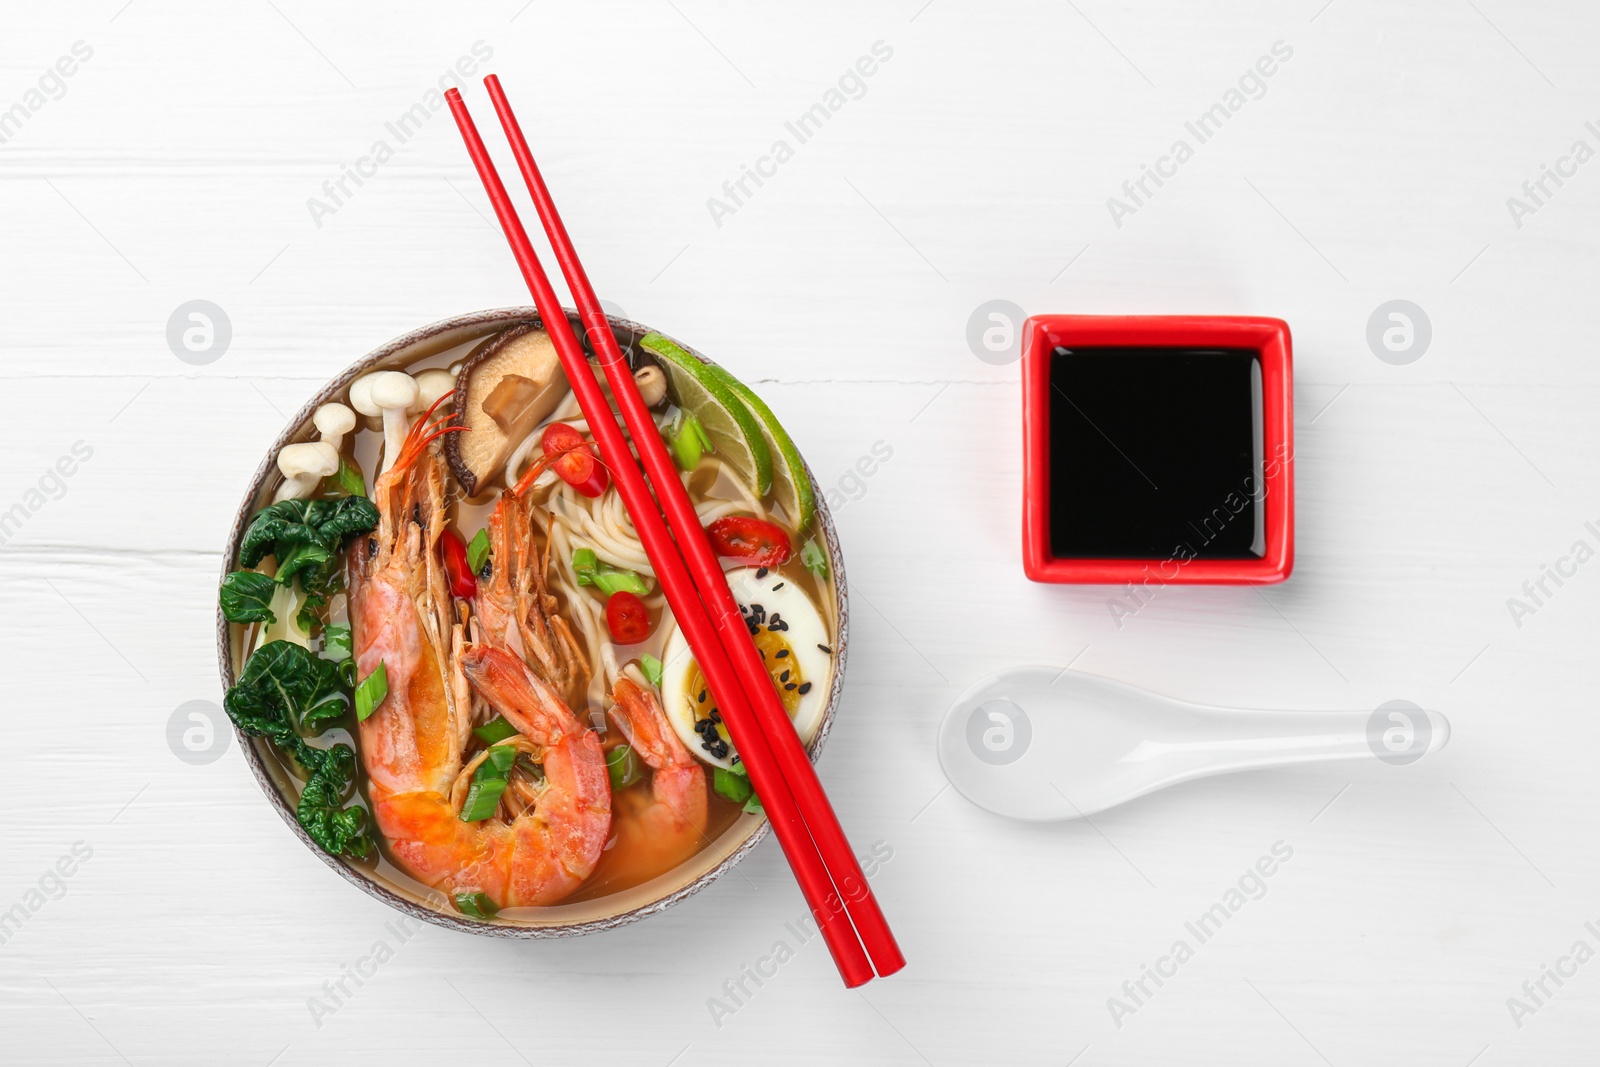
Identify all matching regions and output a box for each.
[770,613,783,627]
[773,582,785,591]
[797,682,812,695]
[784,682,797,691]
[775,649,789,659]
[780,670,790,682]
[709,709,723,724]
[756,567,769,579]
[697,689,706,704]
[818,644,832,654]
[774,620,789,632]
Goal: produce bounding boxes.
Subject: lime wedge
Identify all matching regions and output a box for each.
[641,333,772,497]
[705,364,816,533]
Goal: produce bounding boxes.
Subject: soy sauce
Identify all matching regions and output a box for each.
[1048,347,1263,560]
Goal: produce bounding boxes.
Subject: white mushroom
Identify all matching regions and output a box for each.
[312,402,357,452]
[273,441,340,502]
[348,373,385,432]
[633,364,667,407]
[409,368,457,417]
[351,371,419,473]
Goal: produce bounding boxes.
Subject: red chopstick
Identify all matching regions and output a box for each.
[480,75,906,980]
[443,88,879,987]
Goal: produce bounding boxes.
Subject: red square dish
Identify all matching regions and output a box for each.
[1021,315,1293,584]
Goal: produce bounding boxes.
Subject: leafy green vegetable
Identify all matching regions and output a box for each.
[223,639,368,857]
[225,640,347,738]
[296,743,372,859]
[640,655,663,689]
[224,494,378,638]
[238,495,378,575]
[296,593,328,635]
[354,662,388,722]
[466,528,491,575]
[454,891,499,919]
[713,766,753,804]
[335,459,366,498]
[607,745,644,791]
[800,537,828,579]
[668,409,713,470]
[572,547,649,596]
[473,716,518,744]
[460,745,517,822]
[219,571,279,624]
[276,540,333,588]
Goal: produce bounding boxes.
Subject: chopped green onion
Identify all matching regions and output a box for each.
[800,537,828,579]
[354,661,388,722]
[713,766,753,804]
[640,655,663,688]
[322,624,352,662]
[466,528,491,574]
[482,745,517,775]
[459,745,517,822]
[572,547,649,596]
[743,793,764,816]
[454,891,499,920]
[473,716,518,744]
[606,745,644,791]
[335,459,366,498]
[669,409,712,470]
[572,547,599,585]
[458,779,508,823]
[593,569,649,597]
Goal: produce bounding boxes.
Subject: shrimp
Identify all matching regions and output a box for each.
[349,405,610,908]
[472,488,587,694]
[608,677,708,874]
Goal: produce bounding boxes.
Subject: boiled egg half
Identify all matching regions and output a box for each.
[661,566,833,770]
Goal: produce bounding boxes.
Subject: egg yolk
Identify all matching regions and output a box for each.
[684,628,804,749]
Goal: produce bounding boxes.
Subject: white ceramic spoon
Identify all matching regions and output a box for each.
[937,666,1450,820]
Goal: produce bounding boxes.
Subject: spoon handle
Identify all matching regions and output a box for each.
[1169,706,1449,772]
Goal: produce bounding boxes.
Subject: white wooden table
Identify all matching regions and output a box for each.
[3,1,1597,1063]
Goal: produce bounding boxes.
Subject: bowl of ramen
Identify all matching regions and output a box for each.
[216,307,847,936]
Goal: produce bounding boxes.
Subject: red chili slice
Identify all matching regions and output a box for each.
[440,528,477,599]
[705,516,792,567]
[605,590,652,644]
[541,422,608,498]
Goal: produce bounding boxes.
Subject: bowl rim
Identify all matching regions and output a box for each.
[215,306,850,938]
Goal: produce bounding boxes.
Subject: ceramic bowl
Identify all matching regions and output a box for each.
[216,307,848,937]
